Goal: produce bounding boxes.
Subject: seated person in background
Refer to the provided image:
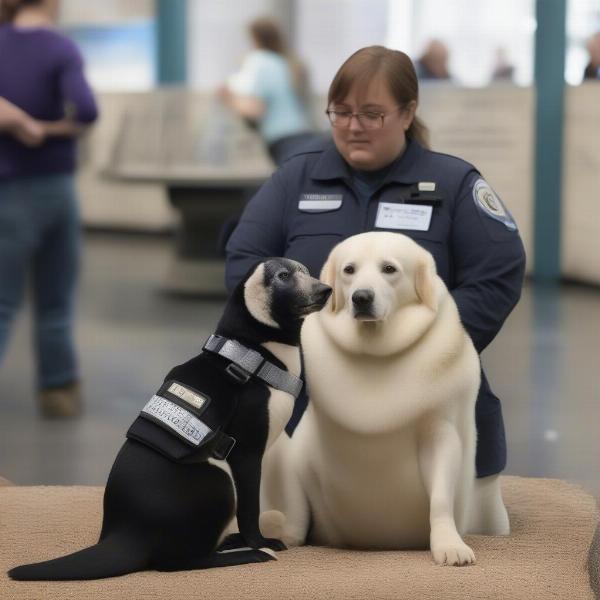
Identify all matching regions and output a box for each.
[217,16,315,166]
[491,47,515,82]
[415,39,451,81]
[583,31,600,80]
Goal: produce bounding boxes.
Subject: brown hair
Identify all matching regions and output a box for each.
[248,17,310,108]
[328,46,430,149]
[0,0,42,24]
[249,17,285,54]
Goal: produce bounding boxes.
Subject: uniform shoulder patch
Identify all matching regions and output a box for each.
[472,179,517,231]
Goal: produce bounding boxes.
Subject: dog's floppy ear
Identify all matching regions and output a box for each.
[415,253,438,312]
[319,248,341,313]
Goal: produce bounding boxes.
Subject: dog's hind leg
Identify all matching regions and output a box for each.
[261,436,311,547]
[468,474,510,535]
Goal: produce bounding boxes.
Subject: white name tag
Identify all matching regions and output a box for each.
[375,203,433,231]
[298,194,342,212]
[142,395,212,446]
[167,382,208,411]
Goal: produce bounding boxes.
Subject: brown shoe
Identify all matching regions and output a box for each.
[38,382,82,418]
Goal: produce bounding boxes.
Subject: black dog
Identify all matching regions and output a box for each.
[9,258,331,580]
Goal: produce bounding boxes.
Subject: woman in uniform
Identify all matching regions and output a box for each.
[225,45,525,492]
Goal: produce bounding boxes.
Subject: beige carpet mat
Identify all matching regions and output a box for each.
[0,476,598,600]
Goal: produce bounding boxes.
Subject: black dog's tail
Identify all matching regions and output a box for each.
[9,538,277,581]
[8,535,149,581]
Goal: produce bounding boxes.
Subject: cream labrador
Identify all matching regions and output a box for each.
[260,232,510,566]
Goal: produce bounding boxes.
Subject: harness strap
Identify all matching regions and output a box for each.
[203,334,303,399]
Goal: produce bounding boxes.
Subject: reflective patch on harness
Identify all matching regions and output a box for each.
[141,395,212,446]
[167,382,208,411]
[472,178,517,231]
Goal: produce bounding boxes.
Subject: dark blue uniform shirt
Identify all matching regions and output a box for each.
[226,137,526,478]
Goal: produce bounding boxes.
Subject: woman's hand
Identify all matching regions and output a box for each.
[13,116,46,147]
[0,97,46,146]
[216,84,233,105]
[41,119,86,138]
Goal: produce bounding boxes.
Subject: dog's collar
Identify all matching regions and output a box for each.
[203,334,303,399]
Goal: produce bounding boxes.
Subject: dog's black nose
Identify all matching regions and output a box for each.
[352,289,374,308]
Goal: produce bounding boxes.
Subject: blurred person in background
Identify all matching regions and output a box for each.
[583,31,600,80]
[217,16,315,166]
[491,47,514,82]
[415,39,451,81]
[0,0,98,417]
[226,46,525,505]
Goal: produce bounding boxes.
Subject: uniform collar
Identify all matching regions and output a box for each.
[310,138,427,186]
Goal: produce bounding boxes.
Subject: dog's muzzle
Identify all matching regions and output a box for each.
[351,288,376,320]
[300,282,332,314]
[312,283,332,306]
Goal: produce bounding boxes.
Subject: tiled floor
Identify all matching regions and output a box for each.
[0,233,599,500]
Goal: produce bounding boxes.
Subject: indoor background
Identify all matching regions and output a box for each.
[0,0,598,503]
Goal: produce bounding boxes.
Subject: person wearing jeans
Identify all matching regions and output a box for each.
[0,0,98,416]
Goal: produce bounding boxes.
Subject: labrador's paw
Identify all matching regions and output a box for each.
[259,509,305,547]
[431,529,475,566]
[259,510,285,539]
[432,542,475,566]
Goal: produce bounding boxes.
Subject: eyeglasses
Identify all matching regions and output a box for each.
[325,107,403,130]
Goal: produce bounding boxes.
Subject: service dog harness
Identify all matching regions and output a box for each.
[126,335,303,464]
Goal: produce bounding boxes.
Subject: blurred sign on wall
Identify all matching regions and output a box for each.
[60,0,154,25]
[60,0,156,90]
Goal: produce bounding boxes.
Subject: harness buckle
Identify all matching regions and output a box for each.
[225,362,251,384]
[212,434,236,460]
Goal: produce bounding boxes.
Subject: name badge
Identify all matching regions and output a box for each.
[165,381,208,412]
[375,203,433,231]
[141,395,212,446]
[298,194,343,212]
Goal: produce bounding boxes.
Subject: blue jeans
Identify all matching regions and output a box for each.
[0,174,80,389]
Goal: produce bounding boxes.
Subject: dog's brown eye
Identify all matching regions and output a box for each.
[343,265,355,275]
[382,264,397,274]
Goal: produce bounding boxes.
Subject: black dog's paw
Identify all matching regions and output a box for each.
[220,533,287,552]
[255,548,278,562]
[257,537,287,552]
[217,533,247,552]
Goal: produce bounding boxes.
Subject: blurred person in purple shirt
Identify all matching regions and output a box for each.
[0,0,98,417]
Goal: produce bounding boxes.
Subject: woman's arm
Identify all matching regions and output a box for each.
[57,40,99,126]
[218,52,267,122]
[0,96,23,130]
[217,85,265,121]
[450,172,526,353]
[225,168,289,292]
[40,118,86,138]
[1,97,85,142]
[0,97,45,146]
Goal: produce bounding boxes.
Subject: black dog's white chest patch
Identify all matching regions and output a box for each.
[141,395,211,446]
